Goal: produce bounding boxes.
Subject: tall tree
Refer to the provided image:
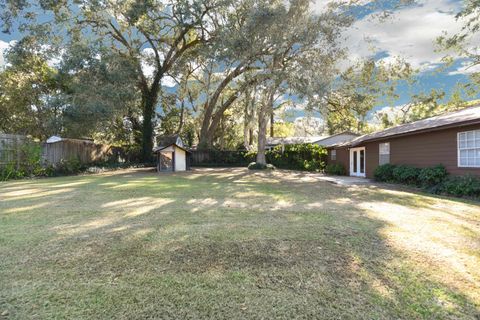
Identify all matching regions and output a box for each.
[324,58,414,134]
[0,0,223,160]
[0,49,63,139]
[252,0,348,165]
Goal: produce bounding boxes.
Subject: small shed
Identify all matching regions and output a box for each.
[153,135,191,172]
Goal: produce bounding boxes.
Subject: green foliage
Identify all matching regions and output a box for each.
[374,163,480,199]
[439,176,480,198]
[0,140,47,181]
[374,163,397,182]
[392,165,421,186]
[247,162,275,170]
[266,143,327,172]
[54,158,86,176]
[418,165,448,188]
[192,150,256,167]
[325,163,346,176]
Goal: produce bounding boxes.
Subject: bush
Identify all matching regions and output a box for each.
[266,143,327,172]
[419,164,448,187]
[247,162,275,170]
[325,163,346,176]
[54,158,87,175]
[439,175,480,198]
[392,165,421,185]
[374,164,396,182]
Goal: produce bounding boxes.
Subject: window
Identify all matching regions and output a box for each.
[331,150,337,161]
[379,142,390,165]
[458,130,480,167]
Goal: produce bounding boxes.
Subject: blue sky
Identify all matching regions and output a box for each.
[0,0,478,113]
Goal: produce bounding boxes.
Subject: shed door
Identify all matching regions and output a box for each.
[159,152,174,171]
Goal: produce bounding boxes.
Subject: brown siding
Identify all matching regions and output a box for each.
[360,124,480,178]
[326,147,349,173]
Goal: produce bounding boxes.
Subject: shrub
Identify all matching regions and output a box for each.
[247,162,275,170]
[54,158,87,175]
[440,175,480,198]
[266,143,327,172]
[325,163,346,176]
[419,164,448,187]
[392,165,421,185]
[374,164,396,182]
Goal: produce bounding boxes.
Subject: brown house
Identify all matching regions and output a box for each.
[326,105,480,178]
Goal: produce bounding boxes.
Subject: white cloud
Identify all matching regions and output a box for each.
[0,40,14,68]
[341,0,465,71]
[449,61,480,75]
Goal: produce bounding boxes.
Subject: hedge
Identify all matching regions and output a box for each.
[374,163,480,199]
[266,143,327,172]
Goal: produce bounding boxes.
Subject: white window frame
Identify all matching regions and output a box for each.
[379,142,390,165]
[331,149,337,161]
[457,130,480,168]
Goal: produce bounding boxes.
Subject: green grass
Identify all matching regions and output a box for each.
[1,168,479,319]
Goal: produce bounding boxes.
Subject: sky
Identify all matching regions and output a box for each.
[0,0,478,115]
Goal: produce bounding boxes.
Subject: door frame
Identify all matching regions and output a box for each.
[349,147,366,177]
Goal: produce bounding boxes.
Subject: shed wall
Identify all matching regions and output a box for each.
[174,147,186,171]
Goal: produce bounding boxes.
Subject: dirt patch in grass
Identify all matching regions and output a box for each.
[1,168,479,319]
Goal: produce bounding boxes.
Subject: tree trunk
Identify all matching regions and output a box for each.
[141,89,159,163]
[256,90,274,165]
[198,63,248,149]
[257,79,279,165]
[243,90,251,150]
[270,111,274,137]
[256,102,269,165]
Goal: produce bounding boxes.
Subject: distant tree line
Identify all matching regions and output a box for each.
[0,0,479,165]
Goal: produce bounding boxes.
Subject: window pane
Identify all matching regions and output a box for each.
[379,142,390,155]
[460,157,467,166]
[468,131,475,140]
[467,139,475,148]
[360,150,365,174]
[468,157,475,166]
[353,151,357,173]
[379,154,390,165]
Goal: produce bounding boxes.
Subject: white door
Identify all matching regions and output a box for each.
[350,147,366,177]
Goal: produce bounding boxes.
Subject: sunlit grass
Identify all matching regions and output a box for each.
[0,168,479,319]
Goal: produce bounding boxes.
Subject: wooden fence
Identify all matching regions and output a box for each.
[0,133,27,169]
[41,139,121,166]
[190,150,254,167]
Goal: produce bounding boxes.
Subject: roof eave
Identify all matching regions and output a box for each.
[351,118,480,147]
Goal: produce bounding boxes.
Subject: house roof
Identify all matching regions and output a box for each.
[334,105,480,148]
[313,132,360,147]
[266,136,328,146]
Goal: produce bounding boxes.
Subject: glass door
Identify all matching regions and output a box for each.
[350,147,366,177]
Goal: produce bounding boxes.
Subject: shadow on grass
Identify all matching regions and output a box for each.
[1,168,479,319]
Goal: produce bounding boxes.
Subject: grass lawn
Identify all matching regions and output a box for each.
[1,168,479,319]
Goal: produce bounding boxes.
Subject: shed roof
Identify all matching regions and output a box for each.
[334,105,480,148]
[156,134,181,148]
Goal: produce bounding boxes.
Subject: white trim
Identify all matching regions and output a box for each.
[457,130,480,168]
[350,147,366,177]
